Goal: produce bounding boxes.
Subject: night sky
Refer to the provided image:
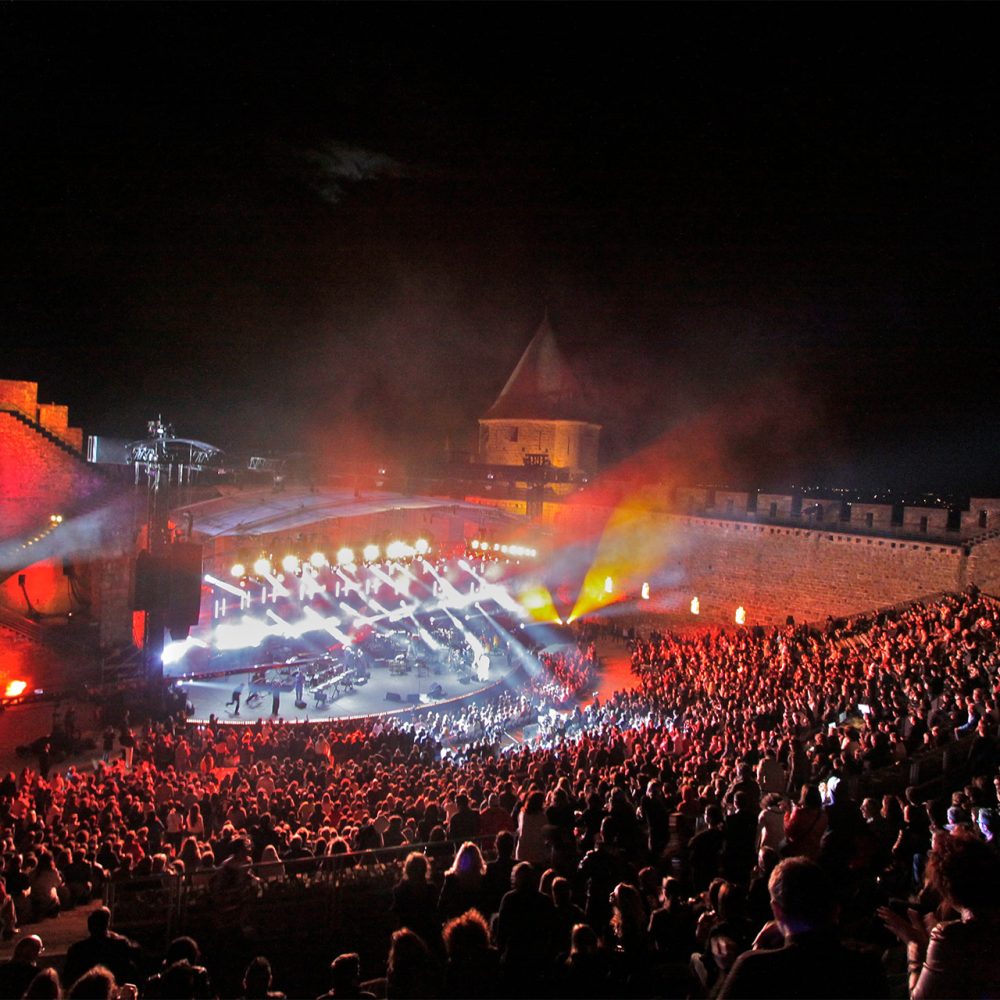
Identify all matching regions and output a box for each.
[3,7,998,493]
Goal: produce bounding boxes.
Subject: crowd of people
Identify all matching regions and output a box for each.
[527,645,598,706]
[1,591,1000,997]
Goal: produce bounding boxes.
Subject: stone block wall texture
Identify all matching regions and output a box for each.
[0,412,105,541]
[711,491,751,515]
[0,380,39,414]
[518,497,973,626]
[848,503,894,528]
[967,535,1000,596]
[903,506,949,532]
[757,493,796,518]
[35,403,83,450]
[478,419,600,474]
[962,498,1000,536]
[660,518,966,625]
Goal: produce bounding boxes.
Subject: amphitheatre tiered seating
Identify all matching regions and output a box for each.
[2,592,999,998]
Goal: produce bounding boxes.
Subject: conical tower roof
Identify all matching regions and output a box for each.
[483,316,595,422]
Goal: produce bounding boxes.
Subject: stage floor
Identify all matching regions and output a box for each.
[175,649,515,725]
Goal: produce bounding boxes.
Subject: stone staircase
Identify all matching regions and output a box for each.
[0,405,92,464]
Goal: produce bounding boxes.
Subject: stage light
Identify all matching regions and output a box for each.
[387,540,412,560]
[735,605,747,625]
[230,563,245,578]
[363,544,380,562]
[690,596,700,615]
[604,576,613,594]
[253,557,271,576]
[641,582,650,600]
[309,551,327,569]
[4,680,27,698]
[281,555,299,573]
[414,538,429,554]
[470,539,480,549]
[49,514,63,524]
[336,547,355,566]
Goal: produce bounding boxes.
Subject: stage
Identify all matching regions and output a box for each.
[169,647,517,725]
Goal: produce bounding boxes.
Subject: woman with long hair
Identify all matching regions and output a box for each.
[392,852,441,951]
[438,842,488,922]
[515,791,547,865]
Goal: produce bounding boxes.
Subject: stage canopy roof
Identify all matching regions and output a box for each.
[171,486,517,539]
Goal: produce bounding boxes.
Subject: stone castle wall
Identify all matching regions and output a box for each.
[478,418,600,474]
[467,492,1000,626]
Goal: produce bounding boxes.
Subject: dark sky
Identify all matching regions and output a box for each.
[3,6,998,493]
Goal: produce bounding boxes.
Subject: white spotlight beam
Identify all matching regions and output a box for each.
[262,571,291,598]
[203,574,250,601]
[303,606,354,646]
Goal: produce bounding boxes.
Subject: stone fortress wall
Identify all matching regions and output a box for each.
[466,484,1000,627]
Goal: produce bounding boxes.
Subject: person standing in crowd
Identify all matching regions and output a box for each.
[719,858,887,998]
[0,934,45,999]
[880,832,1000,999]
[120,726,135,770]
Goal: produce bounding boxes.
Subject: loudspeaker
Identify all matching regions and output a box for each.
[428,683,443,698]
[165,542,203,633]
[385,691,402,703]
[133,551,170,611]
[406,693,420,703]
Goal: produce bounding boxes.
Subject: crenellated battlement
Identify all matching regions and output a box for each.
[670,485,1000,546]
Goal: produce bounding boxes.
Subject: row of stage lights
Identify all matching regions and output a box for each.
[230,539,433,579]
[688,597,748,624]
[21,513,63,551]
[469,540,538,558]
[600,584,748,625]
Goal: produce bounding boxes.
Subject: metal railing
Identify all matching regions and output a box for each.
[107,834,500,945]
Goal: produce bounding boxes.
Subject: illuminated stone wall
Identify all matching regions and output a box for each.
[465,492,982,627]
[0,412,104,541]
[478,418,600,474]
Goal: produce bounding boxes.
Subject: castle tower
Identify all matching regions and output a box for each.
[478,316,601,475]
